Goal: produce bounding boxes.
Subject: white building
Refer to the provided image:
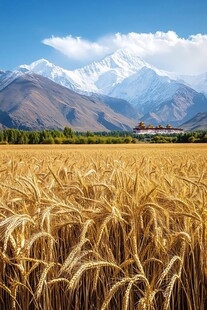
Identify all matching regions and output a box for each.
[133,122,184,135]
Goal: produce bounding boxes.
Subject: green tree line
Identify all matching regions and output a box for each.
[0,127,138,144]
[0,127,206,144]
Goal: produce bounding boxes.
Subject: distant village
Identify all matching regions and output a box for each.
[133,122,184,134]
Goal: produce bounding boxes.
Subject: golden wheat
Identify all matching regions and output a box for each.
[0,144,206,309]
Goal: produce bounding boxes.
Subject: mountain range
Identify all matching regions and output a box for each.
[0,49,207,131]
[18,49,207,96]
[0,72,134,131]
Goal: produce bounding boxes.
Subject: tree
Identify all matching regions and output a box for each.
[42,137,55,144]
[188,136,195,143]
[29,131,40,144]
[40,130,52,142]
[86,131,94,137]
[51,129,64,138]
[3,129,19,143]
[17,131,29,144]
[124,136,132,143]
[63,127,74,138]
[201,134,207,143]
[0,131,3,142]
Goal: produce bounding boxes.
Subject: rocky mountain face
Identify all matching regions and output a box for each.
[89,93,138,119]
[181,112,207,131]
[109,67,182,113]
[140,85,207,126]
[0,72,134,131]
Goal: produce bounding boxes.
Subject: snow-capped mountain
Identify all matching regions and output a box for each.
[19,49,207,99]
[109,67,182,112]
[16,49,207,126]
[19,49,157,95]
[109,66,207,124]
[19,59,81,92]
[69,49,155,94]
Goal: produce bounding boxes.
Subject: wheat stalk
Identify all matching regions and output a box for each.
[69,261,121,290]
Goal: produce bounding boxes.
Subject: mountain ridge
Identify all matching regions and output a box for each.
[19,49,207,95]
[181,112,207,131]
[0,72,135,131]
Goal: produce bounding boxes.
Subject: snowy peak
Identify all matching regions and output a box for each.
[17,49,155,95]
[19,59,80,92]
[0,70,24,91]
[110,66,181,111]
[69,49,154,94]
[98,48,150,71]
[19,59,49,72]
[30,58,51,67]
[20,58,62,75]
[78,49,149,72]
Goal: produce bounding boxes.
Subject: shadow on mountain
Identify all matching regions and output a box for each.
[97,112,130,130]
[0,110,14,127]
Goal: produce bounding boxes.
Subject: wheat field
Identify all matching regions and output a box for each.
[0,144,206,310]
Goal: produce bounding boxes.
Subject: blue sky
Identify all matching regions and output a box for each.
[0,0,207,71]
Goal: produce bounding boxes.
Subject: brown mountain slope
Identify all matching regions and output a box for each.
[0,73,135,131]
[181,112,207,131]
[140,86,207,126]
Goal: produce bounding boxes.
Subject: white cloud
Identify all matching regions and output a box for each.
[42,31,207,74]
[43,35,108,61]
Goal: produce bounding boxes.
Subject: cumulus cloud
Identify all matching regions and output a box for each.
[42,31,207,74]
